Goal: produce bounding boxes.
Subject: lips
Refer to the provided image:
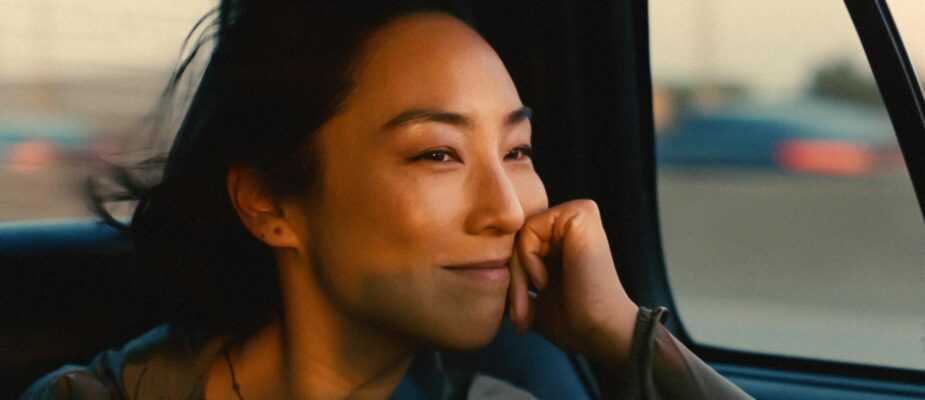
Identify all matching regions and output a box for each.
[443,258,511,283]
[442,258,510,270]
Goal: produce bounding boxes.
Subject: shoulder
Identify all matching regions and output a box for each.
[19,325,211,400]
[19,358,121,399]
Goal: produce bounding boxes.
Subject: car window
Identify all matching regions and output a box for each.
[650,1,925,371]
[0,1,213,222]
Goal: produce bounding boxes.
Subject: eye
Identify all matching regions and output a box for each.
[505,145,534,161]
[414,148,461,163]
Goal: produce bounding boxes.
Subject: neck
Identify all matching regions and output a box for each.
[206,253,416,400]
[278,256,416,399]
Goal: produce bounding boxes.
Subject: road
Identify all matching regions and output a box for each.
[658,169,925,370]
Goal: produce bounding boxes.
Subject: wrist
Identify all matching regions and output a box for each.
[586,300,639,370]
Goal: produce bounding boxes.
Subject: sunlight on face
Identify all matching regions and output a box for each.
[297,13,548,349]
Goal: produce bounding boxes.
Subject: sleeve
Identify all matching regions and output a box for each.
[602,306,754,400]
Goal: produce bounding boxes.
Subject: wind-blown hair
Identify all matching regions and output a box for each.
[90,0,470,342]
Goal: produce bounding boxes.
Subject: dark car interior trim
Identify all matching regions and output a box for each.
[718,363,925,400]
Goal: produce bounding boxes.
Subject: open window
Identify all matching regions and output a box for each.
[648,0,925,398]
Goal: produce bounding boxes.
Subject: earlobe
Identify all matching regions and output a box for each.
[226,165,303,250]
[262,221,302,250]
[260,225,298,249]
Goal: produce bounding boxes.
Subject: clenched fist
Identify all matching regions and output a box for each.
[508,199,639,368]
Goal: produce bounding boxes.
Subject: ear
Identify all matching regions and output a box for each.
[227,165,303,250]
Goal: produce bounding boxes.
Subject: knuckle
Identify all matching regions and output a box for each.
[573,199,600,216]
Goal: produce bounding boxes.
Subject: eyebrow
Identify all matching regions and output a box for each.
[381,106,533,131]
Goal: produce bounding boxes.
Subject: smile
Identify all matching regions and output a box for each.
[442,258,511,283]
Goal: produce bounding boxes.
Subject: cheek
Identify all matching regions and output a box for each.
[378,172,469,261]
[308,168,447,316]
[319,164,466,268]
[313,168,474,326]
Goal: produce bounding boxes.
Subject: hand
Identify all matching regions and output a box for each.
[508,199,639,367]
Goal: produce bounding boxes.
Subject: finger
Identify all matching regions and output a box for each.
[514,252,540,331]
[508,251,531,333]
[516,239,549,293]
[524,294,538,334]
[516,221,555,291]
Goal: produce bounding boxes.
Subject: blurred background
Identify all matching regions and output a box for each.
[651,1,925,371]
[0,0,923,373]
[0,0,213,221]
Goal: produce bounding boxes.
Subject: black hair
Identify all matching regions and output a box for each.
[90,0,472,342]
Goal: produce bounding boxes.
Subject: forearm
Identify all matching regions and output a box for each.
[596,307,754,400]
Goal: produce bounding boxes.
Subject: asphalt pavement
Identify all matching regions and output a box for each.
[658,169,925,370]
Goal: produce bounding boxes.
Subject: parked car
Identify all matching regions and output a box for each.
[0,117,92,172]
[657,97,904,176]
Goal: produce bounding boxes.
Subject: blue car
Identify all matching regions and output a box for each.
[0,117,92,170]
[657,98,902,175]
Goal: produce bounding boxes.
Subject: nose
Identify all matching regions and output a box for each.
[464,161,525,236]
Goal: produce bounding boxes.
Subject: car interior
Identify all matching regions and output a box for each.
[2,1,925,399]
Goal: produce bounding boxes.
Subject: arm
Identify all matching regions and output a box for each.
[600,307,752,400]
[508,200,751,400]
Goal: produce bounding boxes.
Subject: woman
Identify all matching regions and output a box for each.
[23,1,751,399]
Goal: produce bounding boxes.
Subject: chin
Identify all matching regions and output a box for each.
[430,304,507,350]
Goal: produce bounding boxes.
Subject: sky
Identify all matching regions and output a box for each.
[650,0,925,100]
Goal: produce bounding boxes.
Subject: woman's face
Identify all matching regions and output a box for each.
[291,13,547,349]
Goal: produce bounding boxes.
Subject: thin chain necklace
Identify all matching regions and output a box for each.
[223,347,247,400]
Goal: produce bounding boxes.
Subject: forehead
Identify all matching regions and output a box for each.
[342,13,522,120]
